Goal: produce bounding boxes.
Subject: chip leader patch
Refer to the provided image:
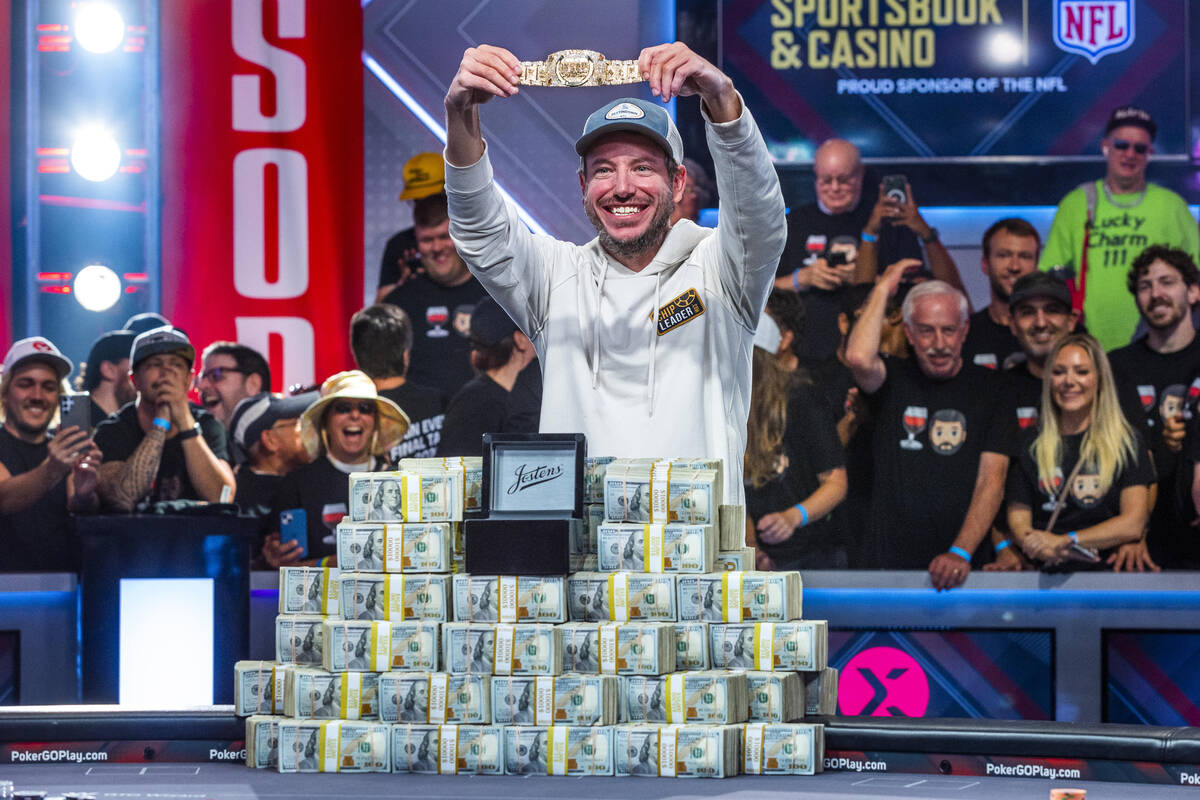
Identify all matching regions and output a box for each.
[656,287,705,336]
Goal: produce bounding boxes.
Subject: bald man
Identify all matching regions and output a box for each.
[774,139,923,362]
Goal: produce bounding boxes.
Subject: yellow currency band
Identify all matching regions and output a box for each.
[319,720,339,772]
[665,673,685,723]
[722,571,743,622]
[533,676,555,726]
[599,623,619,674]
[548,724,570,775]
[494,623,515,676]
[658,724,680,777]
[754,622,774,670]
[338,672,356,721]
[608,573,629,622]
[439,723,457,774]
[402,473,421,522]
[428,673,449,724]
[643,524,664,573]
[499,576,518,623]
[743,723,765,774]
[321,567,335,614]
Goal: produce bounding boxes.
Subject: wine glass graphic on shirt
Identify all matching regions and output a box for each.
[321,503,347,546]
[426,305,450,338]
[1037,468,1064,512]
[901,406,927,450]
[1137,385,1155,426]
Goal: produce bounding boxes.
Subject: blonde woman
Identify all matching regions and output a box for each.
[1006,334,1154,568]
[745,311,847,570]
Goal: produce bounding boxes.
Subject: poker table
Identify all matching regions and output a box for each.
[3,708,1199,798]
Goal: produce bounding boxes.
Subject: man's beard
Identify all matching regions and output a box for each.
[1144,299,1187,331]
[9,404,51,438]
[989,272,1011,303]
[585,196,675,262]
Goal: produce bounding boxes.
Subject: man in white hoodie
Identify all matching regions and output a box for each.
[442,42,785,505]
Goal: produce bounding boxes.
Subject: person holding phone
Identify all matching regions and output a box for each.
[0,337,101,573]
[1006,334,1154,569]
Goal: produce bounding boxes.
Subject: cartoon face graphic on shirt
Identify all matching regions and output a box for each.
[1071,467,1103,508]
[928,409,967,455]
[452,304,475,338]
[1159,384,1186,421]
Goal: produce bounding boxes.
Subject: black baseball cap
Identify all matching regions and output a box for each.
[469,295,519,348]
[1105,105,1156,140]
[228,391,316,464]
[123,312,171,335]
[130,326,195,370]
[83,329,137,390]
[1009,272,1072,311]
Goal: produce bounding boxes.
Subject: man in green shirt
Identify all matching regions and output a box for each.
[1040,106,1199,349]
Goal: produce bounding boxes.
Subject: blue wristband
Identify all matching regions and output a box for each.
[152,417,171,431]
[861,231,878,243]
[794,503,809,527]
[948,545,970,561]
[1068,531,1079,543]
[791,269,802,291]
[994,539,1012,552]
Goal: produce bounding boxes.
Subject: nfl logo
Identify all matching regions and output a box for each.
[1053,0,1135,64]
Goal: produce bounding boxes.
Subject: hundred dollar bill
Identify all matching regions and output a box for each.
[560,622,600,673]
[349,470,463,523]
[277,719,322,773]
[278,720,390,773]
[398,456,483,515]
[597,523,716,573]
[619,675,666,722]
[584,503,604,552]
[709,621,828,671]
[584,457,615,505]
[614,723,740,777]
[746,670,805,723]
[567,572,678,622]
[336,521,453,573]
[234,660,285,716]
[278,566,339,615]
[283,668,379,720]
[442,622,562,676]
[597,621,675,676]
[245,714,281,768]
[390,723,504,774]
[742,722,824,775]
[570,553,598,572]
[451,574,567,624]
[491,674,618,726]
[387,620,440,672]
[678,571,803,622]
[603,463,717,525]
[275,615,325,666]
[504,726,614,776]
[321,619,392,672]
[805,666,839,716]
[644,671,747,725]
[713,547,756,572]
[377,671,490,724]
[673,621,709,670]
[338,572,450,621]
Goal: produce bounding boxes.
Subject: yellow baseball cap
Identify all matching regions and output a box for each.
[399,152,445,200]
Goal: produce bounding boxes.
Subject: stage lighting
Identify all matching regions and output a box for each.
[74,264,122,311]
[74,2,126,54]
[987,30,1024,65]
[69,126,122,181]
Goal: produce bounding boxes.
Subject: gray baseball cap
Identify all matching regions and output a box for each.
[575,97,684,165]
[130,325,195,370]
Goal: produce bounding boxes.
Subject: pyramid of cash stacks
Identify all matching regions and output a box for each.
[235,455,836,776]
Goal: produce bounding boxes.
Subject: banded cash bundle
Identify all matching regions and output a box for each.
[674,621,710,670]
[742,723,825,775]
[234,660,285,716]
[805,666,839,716]
[597,523,716,573]
[283,668,379,720]
[442,622,562,676]
[618,675,666,722]
[386,620,441,672]
[584,503,603,549]
[677,571,802,622]
[245,715,281,769]
[567,572,678,622]
[583,456,615,504]
[390,723,504,775]
[277,719,390,773]
[709,621,828,671]
[558,621,675,675]
[451,574,567,623]
[377,671,490,724]
[746,670,805,722]
[491,674,618,726]
[321,619,392,672]
[337,572,450,621]
[278,566,339,615]
[570,554,598,572]
[504,726,615,776]
[398,456,483,515]
[622,671,747,725]
[276,615,325,666]
[614,723,741,778]
[604,460,719,526]
[717,504,746,550]
[348,469,465,523]
[336,521,453,573]
[713,547,756,572]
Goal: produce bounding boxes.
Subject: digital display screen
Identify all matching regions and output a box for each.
[1103,629,1200,726]
[831,628,1055,720]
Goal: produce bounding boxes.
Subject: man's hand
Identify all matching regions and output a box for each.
[886,182,935,240]
[755,549,776,571]
[446,45,521,112]
[1019,529,1067,565]
[375,248,424,303]
[45,426,94,479]
[263,532,305,569]
[757,508,802,544]
[1107,539,1161,572]
[150,365,194,431]
[1162,414,1185,453]
[806,258,844,290]
[929,551,970,590]
[72,450,101,499]
[638,42,737,119]
[983,544,1029,571]
[879,258,922,297]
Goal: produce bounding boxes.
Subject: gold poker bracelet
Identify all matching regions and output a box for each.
[518,49,644,87]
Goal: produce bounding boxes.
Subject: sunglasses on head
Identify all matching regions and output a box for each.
[1111,138,1149,155]
[331,400,376,416]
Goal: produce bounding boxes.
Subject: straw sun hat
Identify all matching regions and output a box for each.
[300,370,409,460]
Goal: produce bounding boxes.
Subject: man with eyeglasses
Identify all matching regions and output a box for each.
[195,341,271,429]
[1041,105,1200,350]
[95,326,235,511]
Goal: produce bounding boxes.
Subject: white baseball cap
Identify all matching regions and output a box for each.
[2,337,73,379]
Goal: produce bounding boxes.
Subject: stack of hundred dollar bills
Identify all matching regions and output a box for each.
[238,455,835,777]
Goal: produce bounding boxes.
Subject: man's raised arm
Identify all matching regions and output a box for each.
[444,45,522,168]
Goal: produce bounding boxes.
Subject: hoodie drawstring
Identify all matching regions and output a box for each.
[647,272,662,416]
[591,264,608,389]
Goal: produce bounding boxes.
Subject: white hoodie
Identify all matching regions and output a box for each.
[445,101,785,505]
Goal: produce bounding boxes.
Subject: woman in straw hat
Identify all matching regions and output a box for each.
[263,370,408,567]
